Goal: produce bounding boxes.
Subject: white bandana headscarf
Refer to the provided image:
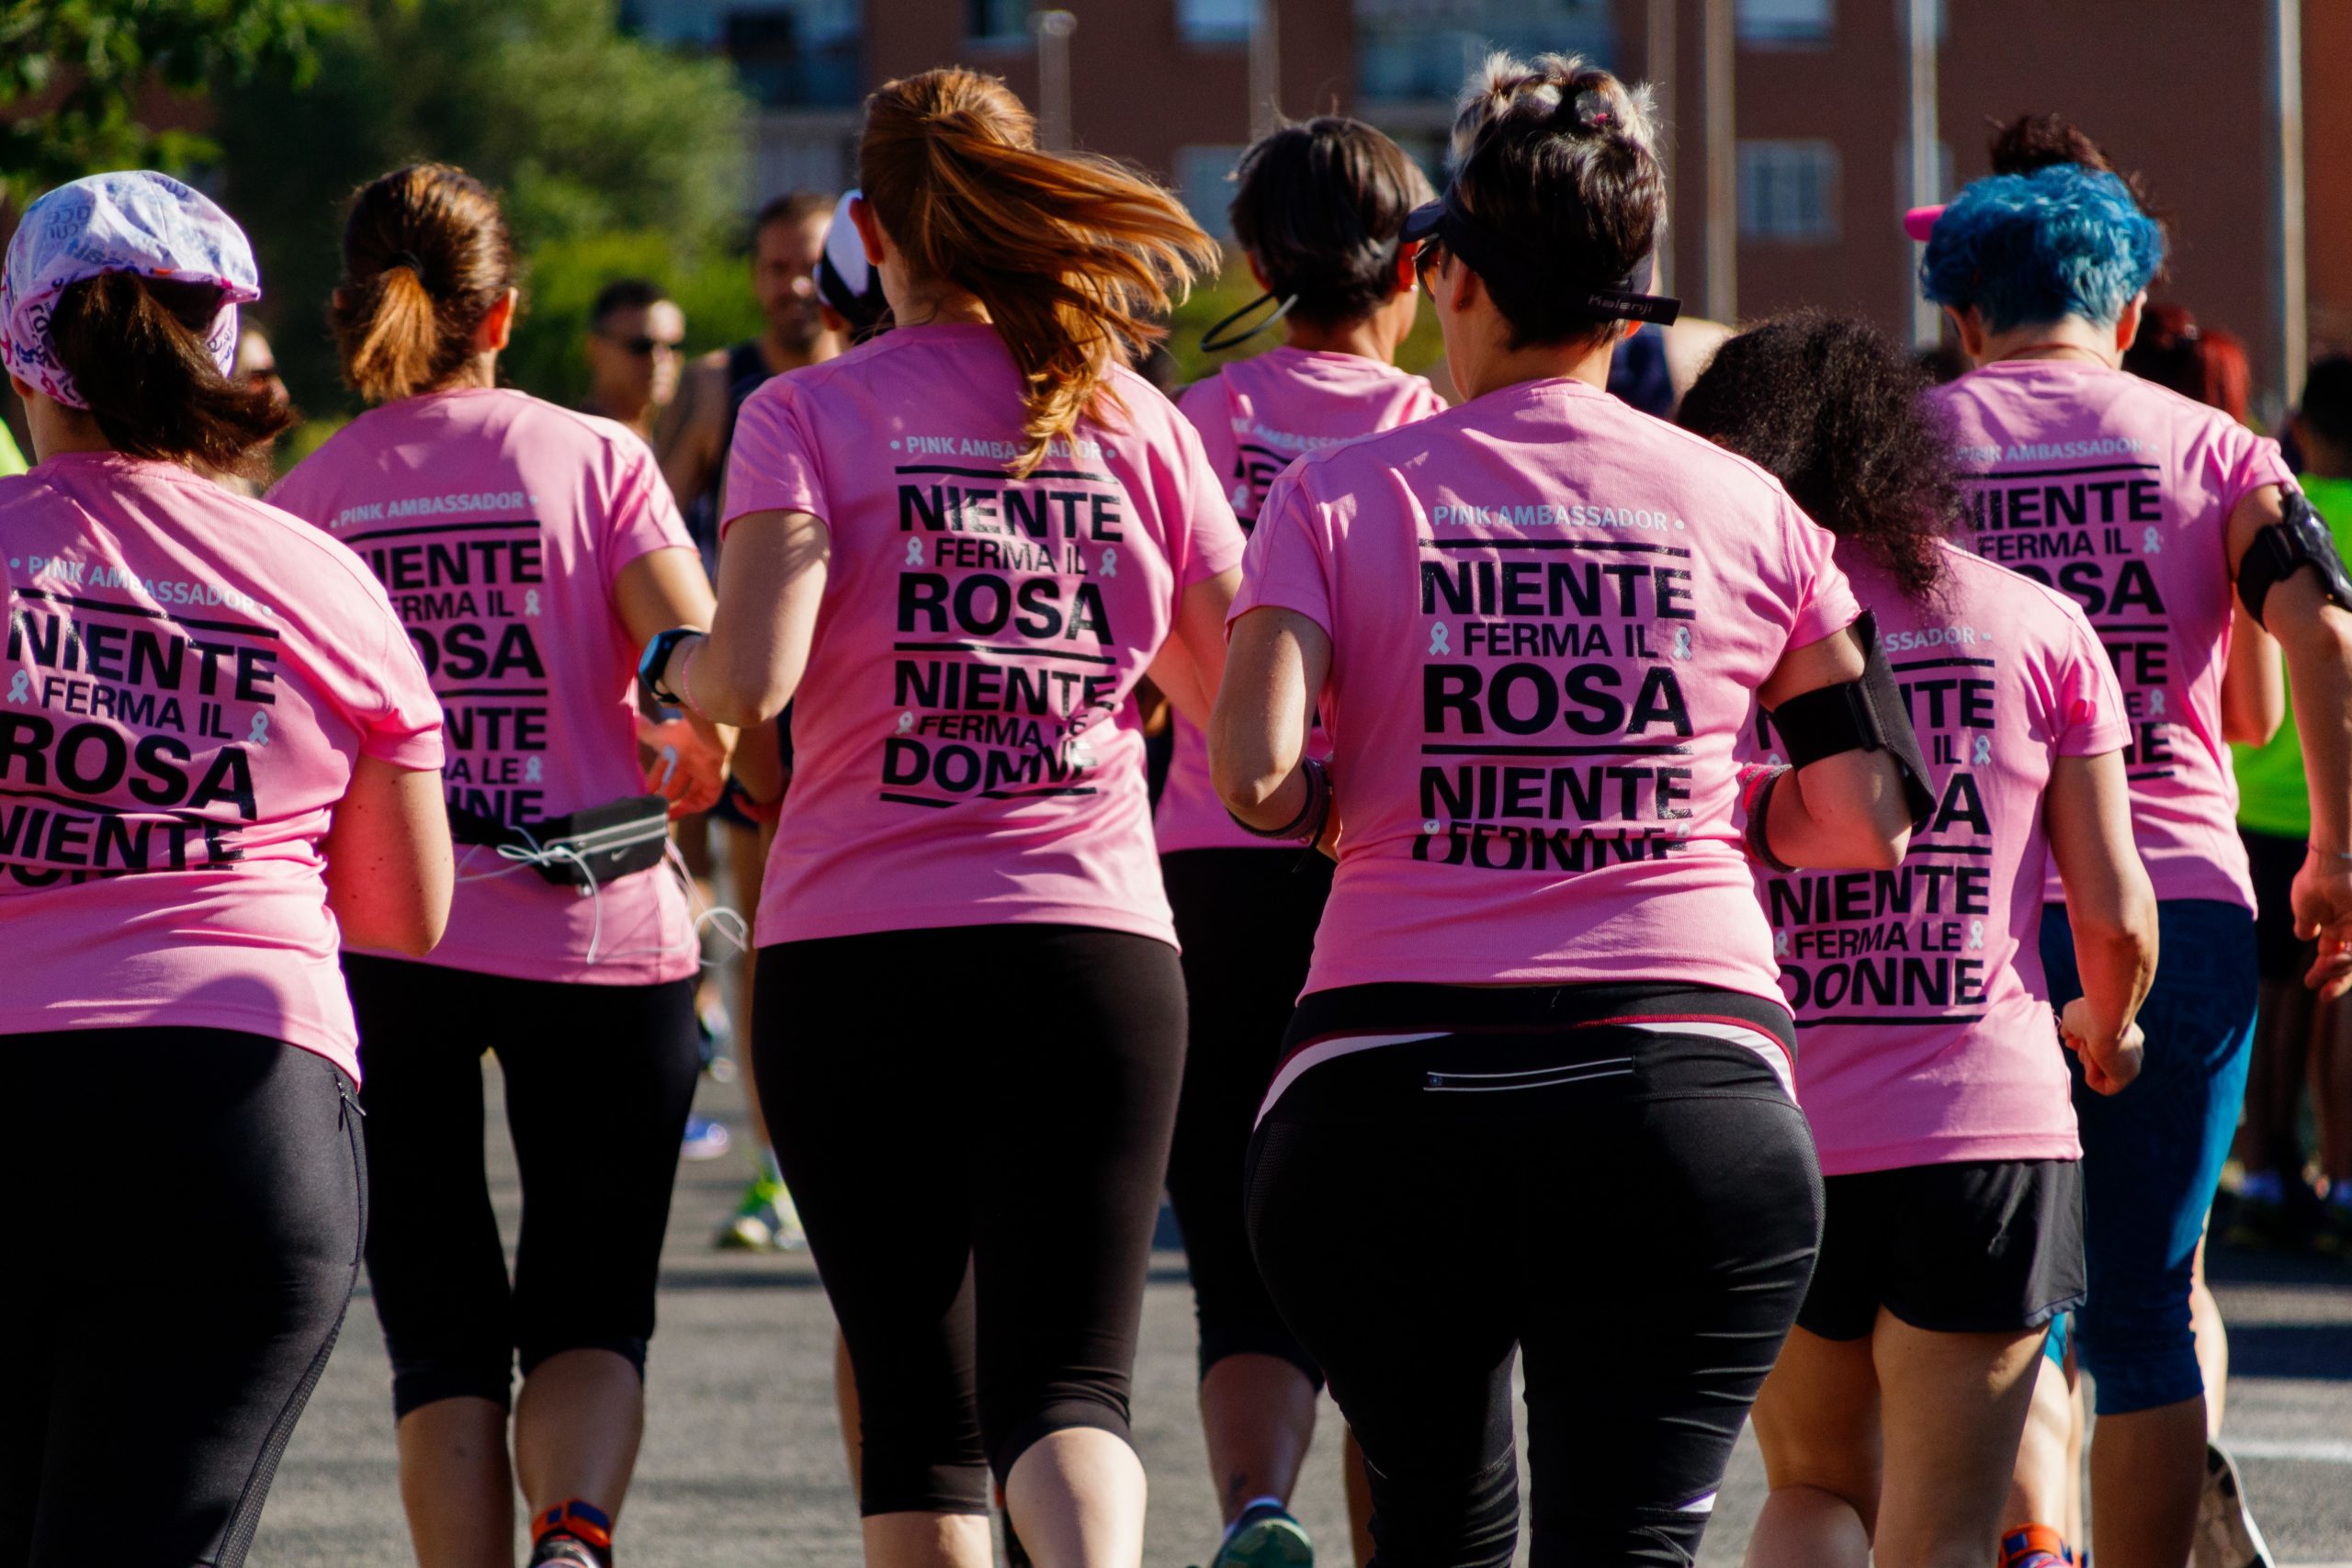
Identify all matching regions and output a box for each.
[2,170,261,410]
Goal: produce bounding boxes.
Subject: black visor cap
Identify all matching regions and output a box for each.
[1402,189,1681,327]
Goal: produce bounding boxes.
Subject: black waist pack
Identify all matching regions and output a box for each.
[447,794,673,888]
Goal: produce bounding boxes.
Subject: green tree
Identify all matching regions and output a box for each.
[213,0,750,414]
[0,0,334,208]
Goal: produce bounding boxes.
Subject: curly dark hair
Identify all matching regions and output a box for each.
[1677,311,1962,605]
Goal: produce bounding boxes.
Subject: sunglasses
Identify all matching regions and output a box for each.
[602,333,683,358]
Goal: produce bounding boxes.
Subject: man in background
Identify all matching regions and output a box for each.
[582,276,687,446]
[655,190,842,1251]
[658,190,837,550]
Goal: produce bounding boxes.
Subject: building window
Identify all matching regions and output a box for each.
[1355,0,1613,103]
[1174,144,1248,238]
[722,4,863,108]
[1736,0,1832,44]
[1738,141,1840,243]
[1179,0,1253,45]
[969,0,1029,43]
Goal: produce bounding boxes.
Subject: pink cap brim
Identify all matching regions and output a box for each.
[1903,205,1946,243]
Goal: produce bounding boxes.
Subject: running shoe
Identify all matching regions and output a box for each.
[2191,1441,2276,1568]
[717,1174,805,1251]
[1209,1499,1314,1568]
[529,1499,613,1568]
[680,1114,732,1162]
[1999,1524,2074,1568]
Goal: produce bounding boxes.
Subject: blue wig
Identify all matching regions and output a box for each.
[1919,164,2164,332]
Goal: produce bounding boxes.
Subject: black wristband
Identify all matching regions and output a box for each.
[637,626,702,708]
[1227,757,1332,844]
[1744,767,1799,874]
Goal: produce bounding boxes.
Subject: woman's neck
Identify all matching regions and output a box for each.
[1459,337,1617,401]
[26,397,117,462]
[1284,314,1400,365]
[1978,317,2120,370]
[890,284,991,329]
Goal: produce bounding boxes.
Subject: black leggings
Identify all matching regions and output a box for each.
[0,1028,363,1567]
[1245,984,1821,1568]
[344,956,700,1416]
[755,925,1187,1516]
[1162,848,1331,1386]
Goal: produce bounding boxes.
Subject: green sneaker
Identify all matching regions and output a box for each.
[1210,1500,1313,1568]
[717,1175,806,1251]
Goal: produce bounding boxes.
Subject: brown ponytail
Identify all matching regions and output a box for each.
[328,164,516,403]
[858,70,1216,477]
[47,274,296,479]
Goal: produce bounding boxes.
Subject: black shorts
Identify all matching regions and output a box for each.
[345,956,701,1416]
[1797,1158,2086,1341]
[2243,828,2314,983]
[1161,847,1332,1386]
[1,1028,363,1565]
[754,925,1187,1516]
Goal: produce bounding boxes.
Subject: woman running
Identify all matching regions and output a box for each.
[1920,163,2352,1568]
[1677,311,2159,1568]
[270,164,730,1568]
[0,171,451,1563]
[1215,56,1930,1566]
[641,70,1240,1568]
[1156,114,1441,1568]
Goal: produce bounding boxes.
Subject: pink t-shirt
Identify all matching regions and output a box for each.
[0,454,444,1078]
[1750,544,2128,1175]
[271,388,697,985]
[721,321,1247,946]
[1231,375,1860,1002]
[1158,347,1446,854]
[1931,361,2292,909]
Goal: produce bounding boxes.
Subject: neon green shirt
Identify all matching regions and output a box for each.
[0,425,25,478]
[2233,472,2352,839]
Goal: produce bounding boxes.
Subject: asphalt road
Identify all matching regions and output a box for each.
[251,1065,2352,1568]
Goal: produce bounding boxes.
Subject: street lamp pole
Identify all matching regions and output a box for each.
[1248,0,1281,140]
[1702,0,1735,322]
[2270,0,2307,421]
[1036,9,1078,151]
[1904,0,1940,347]
[1648,0,1676,297]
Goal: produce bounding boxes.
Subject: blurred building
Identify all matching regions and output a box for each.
[629,0,2342,410]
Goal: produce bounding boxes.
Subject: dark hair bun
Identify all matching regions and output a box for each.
[1444,53,1665,348]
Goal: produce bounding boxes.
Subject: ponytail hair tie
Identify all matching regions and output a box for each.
[386,251,426,278]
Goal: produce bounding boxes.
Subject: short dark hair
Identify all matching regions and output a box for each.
[1442,53,1665,350]
[1229,117,1432,328]
[590,276,670,330]
[1679,311,1962,605]
[753,190,836,240]
[2301,355,2352,449]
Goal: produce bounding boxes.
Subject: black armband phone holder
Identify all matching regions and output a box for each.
[2237,486,2352,629]
[1764,610,1939,832]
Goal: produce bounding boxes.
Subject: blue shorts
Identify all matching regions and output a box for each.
[2039,899,2256,1416]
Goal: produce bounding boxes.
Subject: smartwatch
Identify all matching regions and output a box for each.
[638,626,703,708]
